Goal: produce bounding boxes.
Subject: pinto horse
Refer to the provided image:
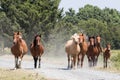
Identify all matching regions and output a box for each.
[103,43,111,68]
[11,32,28,69]
[77,33,88,68]
[65,33,80,69]
[86,36,98,67]
[30,34,44,68]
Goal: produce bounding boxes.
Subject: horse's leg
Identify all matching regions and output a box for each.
[33,56,38,68]
[104,57,107,68]
[103,56,106,68]
[106,58,108,68]
[87,56,91,67]
[77,53,80,67]
[92,56,95,67]
[94,56,98,66]
[14,56,18,69]
[108,57,111,68]
[73,55,77,69]
[71,56,74,69]
[67,54,70,69]
[103,56,105,68]
[19,58,22,69]
[38,56,41,68]
[81,54,85,68]
[18,55,23,69]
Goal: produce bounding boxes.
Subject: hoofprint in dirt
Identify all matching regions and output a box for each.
[0,55,120,80]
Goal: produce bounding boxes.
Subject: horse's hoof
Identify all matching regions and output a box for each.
[77,65,81,68]
[14,67,17,70]
[38,66,41,68]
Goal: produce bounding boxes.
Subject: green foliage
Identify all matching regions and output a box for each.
[111,51,120,69]
[0,0,61,45]
[0,1,120,49]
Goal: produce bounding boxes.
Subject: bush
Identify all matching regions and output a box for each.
[111,50,120,69]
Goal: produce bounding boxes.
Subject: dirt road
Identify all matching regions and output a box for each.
[0,55,120,80]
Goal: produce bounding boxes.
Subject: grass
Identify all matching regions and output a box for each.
[96,50,120,73]
[0,68,47,80]
[110,50,120,70]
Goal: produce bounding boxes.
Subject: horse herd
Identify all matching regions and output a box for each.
[11,31,111,69]
[65,33,111,69]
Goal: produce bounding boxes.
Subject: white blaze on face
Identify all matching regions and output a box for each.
[19,35,22,39]
[72,33,79,44]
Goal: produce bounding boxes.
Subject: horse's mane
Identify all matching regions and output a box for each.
[33,35,37,47]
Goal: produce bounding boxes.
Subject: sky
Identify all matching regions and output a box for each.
[59,0,120,12]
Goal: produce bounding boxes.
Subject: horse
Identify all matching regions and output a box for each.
[65,33,80,69]
[11,31,28,69]
[103,43,111,68]
[86,36,98,67]
[94,35,102,66]
[77,33,88,68]
[30,34,44,68]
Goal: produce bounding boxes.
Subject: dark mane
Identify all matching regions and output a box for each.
[33,35,37,47]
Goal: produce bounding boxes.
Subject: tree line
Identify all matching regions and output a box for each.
[0,0,120,50]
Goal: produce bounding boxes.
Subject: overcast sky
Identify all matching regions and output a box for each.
[59,0,120,12]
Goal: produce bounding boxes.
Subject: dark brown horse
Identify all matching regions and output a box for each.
[11,32,28,69]
[30,34,44,68]
[77,33,88,68]
[86,36,98,67]
[103,43,111,68]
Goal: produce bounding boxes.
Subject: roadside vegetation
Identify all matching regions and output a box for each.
[111,50,120,71]
[0,68,47,80]
[96,50,120,73]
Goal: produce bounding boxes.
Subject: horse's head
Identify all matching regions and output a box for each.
[89,36,95,46]
[34,34,41,46]
[96,35,101,44]
[106,43,111,51]
[71,33,80,44]
[13,32,22,44]
[79,33,85,44]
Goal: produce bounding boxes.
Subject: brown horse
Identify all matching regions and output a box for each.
[86,36,98,67]
[77,33,88,68]
[11,32,28,69]
[30,34,44,68]
[65,33,80,69]
[94,35,102,66]
[103,43,111,68]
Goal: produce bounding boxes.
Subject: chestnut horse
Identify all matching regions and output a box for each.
[11,32,28,69]
[94,35,102,66]
[30,35,44,68]
[86,36,98,67]
[77,33,88,68]
[103,43,111,68]
[65,33,80,69]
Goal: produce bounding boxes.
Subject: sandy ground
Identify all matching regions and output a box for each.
[0,54,120,80]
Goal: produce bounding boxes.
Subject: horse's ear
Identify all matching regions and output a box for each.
[88,36,91,41]
[39,34,41,37]
[81,33,84,36]
[13,32,16,34]
[92,36,95,39]
[17,31,20,35]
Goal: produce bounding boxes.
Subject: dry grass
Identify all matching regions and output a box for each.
[95,50,120,73]
[0,68,47,80]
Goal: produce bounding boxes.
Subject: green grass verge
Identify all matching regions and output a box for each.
[0,68,47,80]
[111,50,120,71]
